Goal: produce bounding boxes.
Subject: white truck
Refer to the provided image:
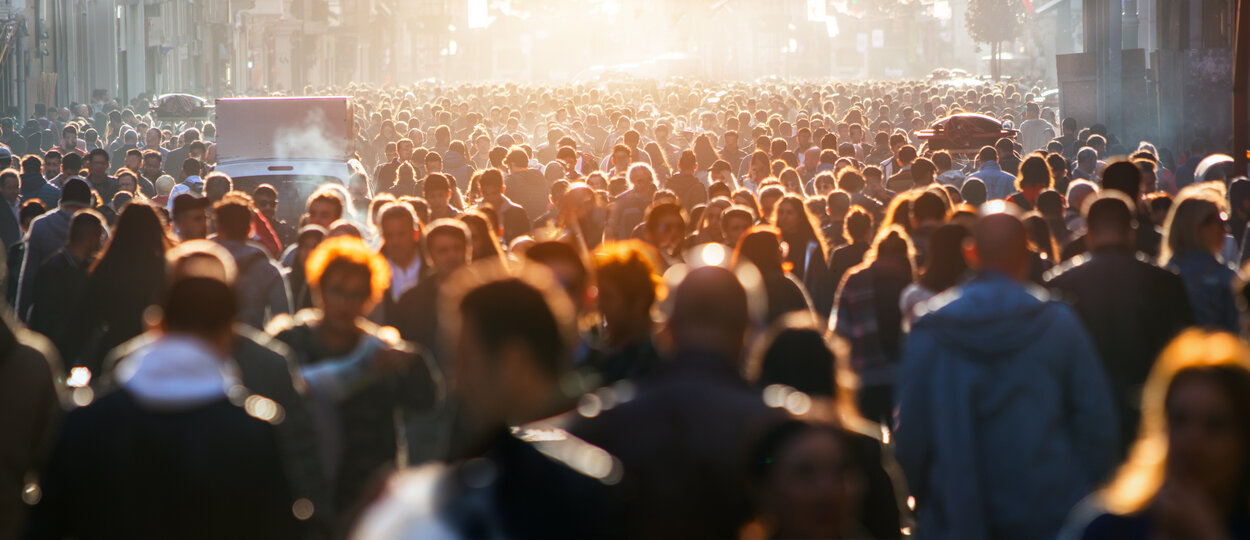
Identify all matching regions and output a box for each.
[213,96,368,223]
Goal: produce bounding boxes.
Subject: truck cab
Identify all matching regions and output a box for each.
[212,96,369,224]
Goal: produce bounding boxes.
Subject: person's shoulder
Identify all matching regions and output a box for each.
[513,426,622,485]
[1043,252,1092,284]
[265,309,318,341]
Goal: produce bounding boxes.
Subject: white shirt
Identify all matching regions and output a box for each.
[166,175,203,211]
[388,255,423,303]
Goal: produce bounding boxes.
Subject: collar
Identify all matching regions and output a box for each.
[114,333,242,411]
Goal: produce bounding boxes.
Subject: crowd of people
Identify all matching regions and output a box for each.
[2,77,1249,540]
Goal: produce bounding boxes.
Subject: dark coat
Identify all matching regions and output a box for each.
[28,250,90,361]
[0,200,19,250]
[99,326,331,526]
[0,315,61,540]
[26,392,299,539]
[571,353,786,539]
[1047,249,1195,454]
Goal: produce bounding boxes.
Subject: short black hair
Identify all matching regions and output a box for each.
[68,208,105,245]
[1085,194,1135,234]
[459,277,567,377]
[424,173,451,197]
[162,276,236,335]
[213,195,253,240]
[87,148,109,163]
[61,153,82,173]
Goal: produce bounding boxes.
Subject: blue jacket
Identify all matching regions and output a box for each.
[968,161,1016,201]
[895,273,1118,540]
[1168,251,1239,332]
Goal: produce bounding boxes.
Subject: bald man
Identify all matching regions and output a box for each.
[894,209,1117,540]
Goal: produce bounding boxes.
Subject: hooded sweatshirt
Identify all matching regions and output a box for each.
[895,273,1118,540]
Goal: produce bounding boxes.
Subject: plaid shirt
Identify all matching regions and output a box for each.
[831,261,909,386]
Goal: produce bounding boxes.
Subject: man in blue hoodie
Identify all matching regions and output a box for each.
[895,207,1118,540]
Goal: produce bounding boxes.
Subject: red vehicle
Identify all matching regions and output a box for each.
[915,113,1017,155]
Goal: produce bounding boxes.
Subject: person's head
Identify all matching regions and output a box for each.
[1161,188,1227,262]
[505,147,529,170]
[159,272,237,353]
[124,148,142,171]
[918,223,969,293]
[771,194,821,246]
[666,265,749,361]
[896,145,917,167]
[442,263,577,427]
[1016,154,1051,199]
[971,207,1029,279]
[475,168,506,202]
[930,150,945,175]
[1084,192,1138,252]
[1087,134,1107,156]
[213,193,254,242]
[525,240,590,307]
[910,157,936,186]
[139,150,161,178]
[379,202,420,260]
[67,208,106,258]
[59,152,81,177]
[155,175,175,198]
[60,177,92,209]
[1077,147,1098,172]
[115,168,138,195]
[1101,159,1144,201]
[306,236,391,333]
[202,172,231,202]
[1100,329,1250,516]
[86,148,109,178]
[960,178,987,207]
[1067,179,1099,214]
[721,206,754,248]
[747,420,855,539]
[424,173,452,209]
[424,151,443,172]
[42,151,60,178]
[92,201,171,277]
[0,169,19,203]
[306,187,345,228]
[1133,158,1159,195]
[172,193,211,240]
[1025,101,1040,119]
[252,184,279,220]
[20,154,41,177]
[60,124,77,147]
[733,225,787,275]
[976,145,998,165]
[748,316,837,399]
[628,162,656,189]
[911,190,947,227]
[644,203,687,253]
[425,218,472,275]
[1062,117,1077,136]
[594,241,662,346]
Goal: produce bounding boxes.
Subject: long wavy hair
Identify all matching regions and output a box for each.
[1099,329,1250,515]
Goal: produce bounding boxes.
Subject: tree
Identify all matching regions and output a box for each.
[964,0,1026,81]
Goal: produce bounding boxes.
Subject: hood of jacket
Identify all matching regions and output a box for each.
[114,334,241,411]
[912,272,1056,358]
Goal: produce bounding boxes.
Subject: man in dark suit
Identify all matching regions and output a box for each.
[0,169,23,249]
